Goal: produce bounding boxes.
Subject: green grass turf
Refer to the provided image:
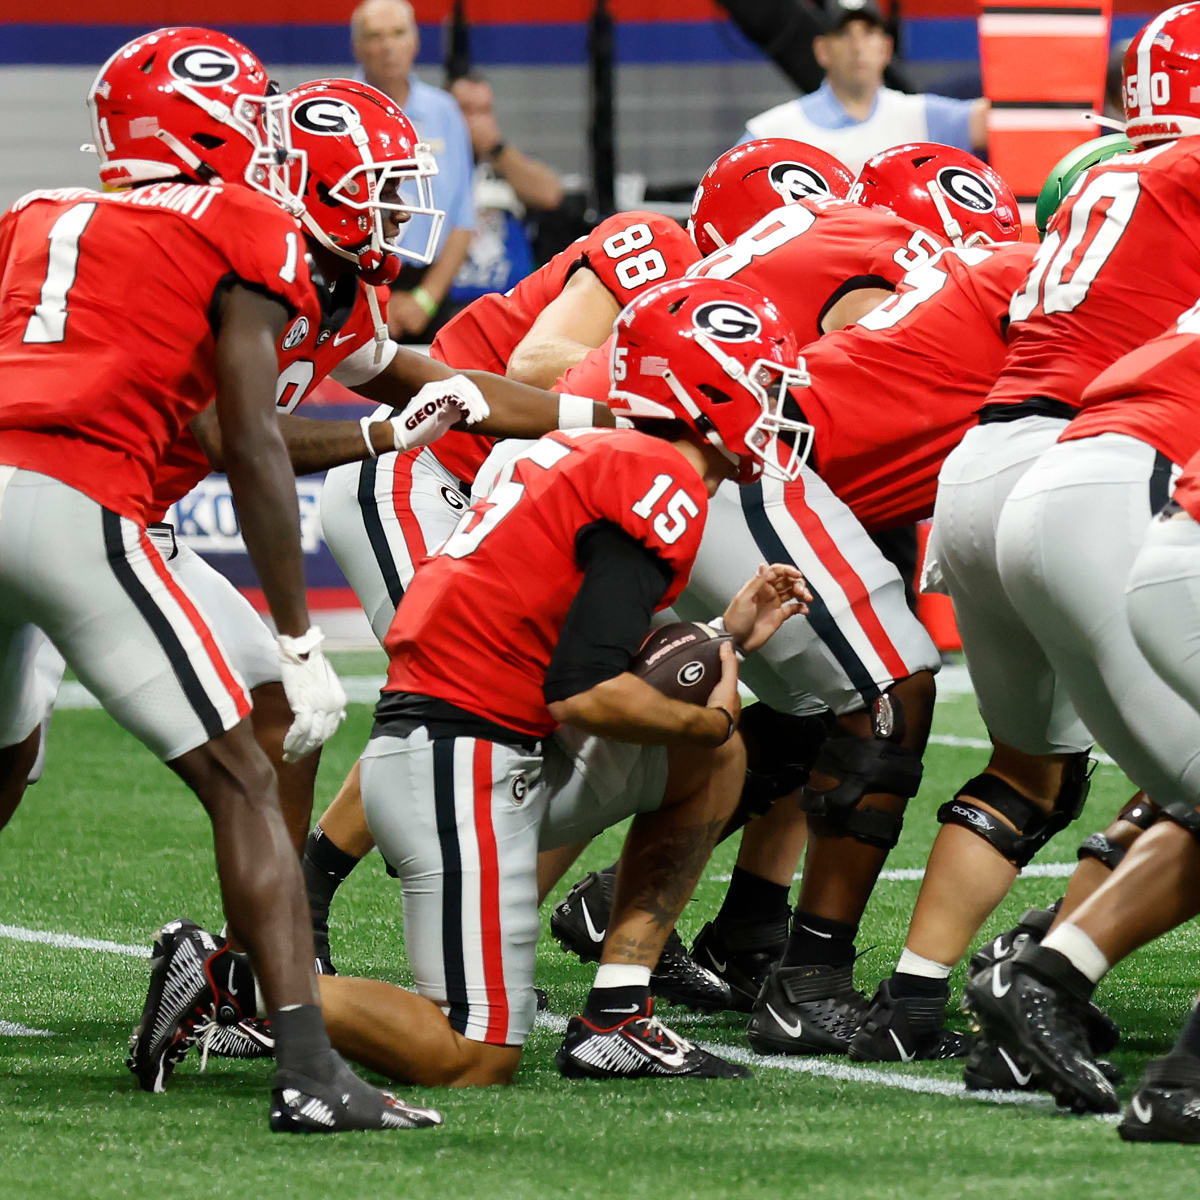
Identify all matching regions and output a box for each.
[3,688,1199,1198]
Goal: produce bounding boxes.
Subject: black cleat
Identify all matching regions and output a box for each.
[963,949,1118,1114]
[1118,1055,1200,1143]
[849,980,970,1063]
[192,1014,274,1065]
[748,963,869,1056]
[313,929,338,978]
[127,918,226,1093]
[691,918,787,1014]
[967,901,1061,977]
[964,1035,1122,1091]
[551,870,732,1012]
[551,871,614,965]
[270,1058,443,1133]
[556,1003,751,1080]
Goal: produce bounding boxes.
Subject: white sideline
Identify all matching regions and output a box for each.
[0,923,148,958]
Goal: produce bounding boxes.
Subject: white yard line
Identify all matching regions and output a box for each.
[0,1020,54,1037]
[0,923,148,958]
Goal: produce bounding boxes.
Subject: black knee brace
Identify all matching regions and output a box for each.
[798,698,923,851]
[740,711,832,817]
[1159,800,1200,842]
[937,753,1094,868]
[1076,795,1161,870]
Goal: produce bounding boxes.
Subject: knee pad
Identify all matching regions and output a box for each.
[799,726,923,851]
[1076,832,1126,871]
[740,711,832,817]
[1117,795,1160,831]
[938,753,1094,868]
[1159,800,1200,843]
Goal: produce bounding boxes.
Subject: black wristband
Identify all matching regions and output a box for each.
[711,706,736,747]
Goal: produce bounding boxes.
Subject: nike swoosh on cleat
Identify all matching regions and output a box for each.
[706,951,728,974]
[638,1040,689,1069]
[1131,1095,1153,1124]
[602,1004,640,1015]
[580,899,606,943]
[997,1046,1032,1086]
[991,965,1011,998]
[765,1003,803,1039]
[888,1030,915,1063]
[799,924,832,939]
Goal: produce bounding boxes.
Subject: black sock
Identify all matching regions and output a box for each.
[713,867,791,934]
[781,910,857,968]
[270,1003,337,1081]
[889,971,949,1000]
[582,984,651,1026]
[1173,1006,1200,1060]
[303,827,361,922]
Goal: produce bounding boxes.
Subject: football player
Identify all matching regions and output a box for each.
[914,4,1200,1089]
[304,204,703,982]
[0,27,438,1132]
[144,275,814,1086]
[554,188,1032,1056]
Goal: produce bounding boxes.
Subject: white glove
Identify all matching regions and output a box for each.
[387,374,491,453]
[276,626,347,762]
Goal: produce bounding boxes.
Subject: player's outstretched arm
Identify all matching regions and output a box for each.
[212,285,312,639]
[505,269,621,388]
[353,345,614,437]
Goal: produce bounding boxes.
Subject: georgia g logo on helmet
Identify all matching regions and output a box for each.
[693,301,762,342]
[936,166,997,213]
[292,98,360,137]
[769,161,831,202]
[168,46,240,87]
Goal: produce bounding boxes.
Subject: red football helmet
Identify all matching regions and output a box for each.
[851,143,1022,246]
[1122,3,1200,146]
[86,27,291,196]
[609,277,815,484]
[280,79,443,276]
[689,139,855,256]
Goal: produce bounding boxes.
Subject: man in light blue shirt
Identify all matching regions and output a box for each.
[352,0,476,340]
[738,0,988,174]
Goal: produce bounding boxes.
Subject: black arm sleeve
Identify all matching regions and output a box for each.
[542,520,675,705]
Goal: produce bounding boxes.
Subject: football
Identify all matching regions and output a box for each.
[631,621,733,702]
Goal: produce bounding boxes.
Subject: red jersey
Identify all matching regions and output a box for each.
[0,184,311,523]
[687,196,947,344]
[1064,296,1200,468]
[148,275,389,521]
[384,428,707,737]
[989,139,1200,411]
[426,211,699,485]
[796,243,1037,530]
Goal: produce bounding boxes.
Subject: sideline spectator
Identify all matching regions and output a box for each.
[738,0,988,173]
[445,75,565,314]
[351,0,475,340]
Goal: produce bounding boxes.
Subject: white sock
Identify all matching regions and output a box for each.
[896,947,952,980]
[1041,924,1110,984]
[592,963,652,990]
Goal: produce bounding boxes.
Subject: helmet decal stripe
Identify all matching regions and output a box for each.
[1135,6,1177,117]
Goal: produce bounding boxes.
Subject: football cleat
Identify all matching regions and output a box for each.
[967,901,1060,976]
[1118,1054,1200,1144]
[962,951,1119,1114]
[556,1004,751,1080]
[963,1035,1122,1092]
[270,1060,444,1133]
[313,926,338,978]
[849,980,970,1063]
[691,918,788,1013]
[193,1014,275,1068]
[748,963,869,1056]
[551,870,732,1012]
[127,918,240,1093]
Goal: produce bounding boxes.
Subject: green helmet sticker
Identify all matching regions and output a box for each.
[1035,133,1136,239]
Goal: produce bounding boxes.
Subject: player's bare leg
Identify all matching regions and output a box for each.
[0,726,40,832]
[538,839,589,901]
[170,721,320,1010]
[317,975,521,1087]
[901,743,1076,969]
[248,680,321,853]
